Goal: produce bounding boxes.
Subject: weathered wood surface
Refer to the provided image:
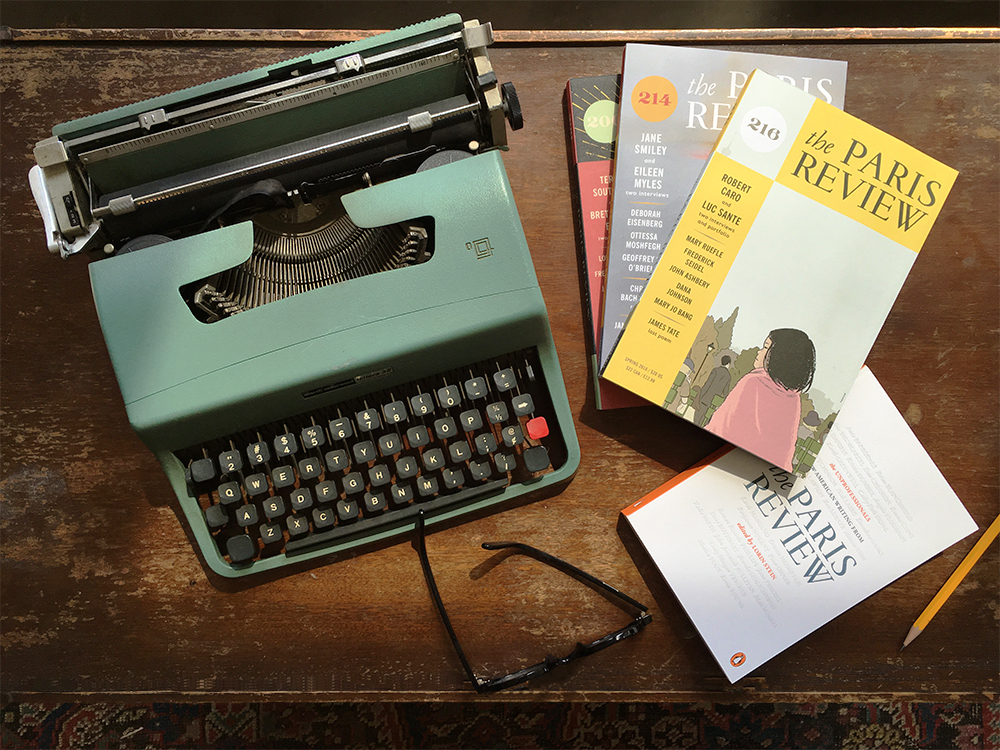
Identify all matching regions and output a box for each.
[1,32,997,702]
[3,26,998,43]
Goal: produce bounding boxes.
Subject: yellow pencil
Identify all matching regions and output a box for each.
[902,512,1000,649]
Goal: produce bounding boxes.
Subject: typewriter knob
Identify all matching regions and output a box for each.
[501,82,524,131]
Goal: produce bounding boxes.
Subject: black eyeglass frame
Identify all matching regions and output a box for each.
[414,510,653,693]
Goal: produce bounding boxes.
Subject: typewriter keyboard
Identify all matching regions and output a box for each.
[175,348,570,568]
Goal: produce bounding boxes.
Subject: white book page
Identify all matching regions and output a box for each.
[625,367,977,682]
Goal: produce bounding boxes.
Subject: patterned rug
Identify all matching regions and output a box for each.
[2,702,998,749]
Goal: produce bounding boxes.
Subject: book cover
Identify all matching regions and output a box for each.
[602,70,958,475]
[597,44,847,373]
[565,75,646,410]
[622,366,978,683]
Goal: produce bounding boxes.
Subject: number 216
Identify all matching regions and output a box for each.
[747,117,780,140]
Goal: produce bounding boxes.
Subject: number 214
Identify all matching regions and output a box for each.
[636,91,672,106]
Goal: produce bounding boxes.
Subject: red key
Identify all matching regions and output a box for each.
[526,416,549,440]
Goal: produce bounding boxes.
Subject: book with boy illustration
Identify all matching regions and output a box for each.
[565,75,645,409]
[601,70,958,476]
[622,366,977,683]
[597,44,847,378]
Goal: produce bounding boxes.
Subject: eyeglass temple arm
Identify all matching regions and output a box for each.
[480,541,650,614]
[414,511,483,688]
[414,511,652,693]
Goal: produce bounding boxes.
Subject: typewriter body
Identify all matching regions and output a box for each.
[29,15,580,578]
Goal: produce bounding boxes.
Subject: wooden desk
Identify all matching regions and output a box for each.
[1,27,997,702]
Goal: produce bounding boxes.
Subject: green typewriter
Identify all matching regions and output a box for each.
[28,15,580,578]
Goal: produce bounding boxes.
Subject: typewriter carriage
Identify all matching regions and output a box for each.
[29,15,522,262]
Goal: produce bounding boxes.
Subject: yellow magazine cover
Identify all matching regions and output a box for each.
[602,70,958,475]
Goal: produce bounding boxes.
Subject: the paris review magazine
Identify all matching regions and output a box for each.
[597,44,847,374]
[602,70,958,476]
[621,366,977,683]
[566,75,645,410]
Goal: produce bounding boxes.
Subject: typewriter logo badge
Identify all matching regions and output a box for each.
[468,238,494,260]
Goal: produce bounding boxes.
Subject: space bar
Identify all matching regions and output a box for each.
[284,478,510,555]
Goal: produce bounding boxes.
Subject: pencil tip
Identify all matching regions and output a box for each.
[902,625,921,649]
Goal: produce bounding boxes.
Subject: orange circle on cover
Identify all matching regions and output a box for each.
[730,652,747,667]
[631,76,678,123]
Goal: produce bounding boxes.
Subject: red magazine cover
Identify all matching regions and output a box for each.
[566,75,646,410]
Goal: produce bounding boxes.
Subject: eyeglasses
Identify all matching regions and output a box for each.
[414,510,653,693]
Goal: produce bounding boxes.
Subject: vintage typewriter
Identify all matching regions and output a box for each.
[28,15,580,579]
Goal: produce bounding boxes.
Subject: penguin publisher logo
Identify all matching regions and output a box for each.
[730,652,747,668]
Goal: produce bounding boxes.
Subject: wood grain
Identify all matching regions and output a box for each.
[1,32,996,702]
[3,26,998,43]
